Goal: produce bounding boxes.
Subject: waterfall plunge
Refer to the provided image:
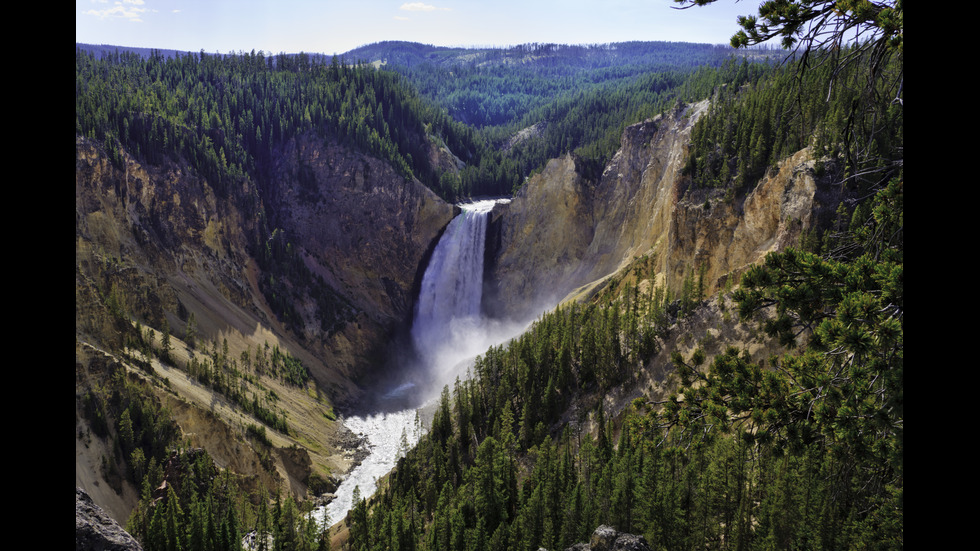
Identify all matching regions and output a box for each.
[322,199,510,526]
[410,199,498,380]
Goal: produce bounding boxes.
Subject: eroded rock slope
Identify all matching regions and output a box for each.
[486,100,835,320]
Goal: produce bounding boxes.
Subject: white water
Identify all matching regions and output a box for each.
[411,199,500,385]
[316,198,512,526]
[320,409,422,526]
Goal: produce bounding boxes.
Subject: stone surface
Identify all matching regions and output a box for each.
[559,525,652,551]
[75,131,454,523]
[76,487,143,551]
[487,100,833,321]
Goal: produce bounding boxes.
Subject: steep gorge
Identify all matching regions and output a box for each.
[76,94,840,527]
[264,134,456,387]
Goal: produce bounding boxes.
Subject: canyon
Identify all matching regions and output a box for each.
[76,95,838,529]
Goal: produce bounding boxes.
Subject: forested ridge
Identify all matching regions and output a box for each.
[75,42,776,202]
[683,49,903,195]
[343,41,781,190]
[75,47,482,199]
[342,41,747,128]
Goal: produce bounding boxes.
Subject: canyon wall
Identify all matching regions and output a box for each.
[486,100,836,321]
[76,133,454,400]
[75,133,454,518]
[265,134,456,385]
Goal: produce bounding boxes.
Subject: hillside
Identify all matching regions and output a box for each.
[75,124,453,522]
[486,101,834,321]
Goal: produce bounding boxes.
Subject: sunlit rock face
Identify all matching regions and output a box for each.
[485,101,708,320]
[486,100,830,320]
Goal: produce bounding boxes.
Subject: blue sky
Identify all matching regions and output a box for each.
[76,0,763,55]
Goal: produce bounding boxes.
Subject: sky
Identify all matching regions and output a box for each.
[76,0,764,56]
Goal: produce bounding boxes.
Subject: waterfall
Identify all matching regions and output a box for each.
[319,199,508,527]
[411,200,497,366]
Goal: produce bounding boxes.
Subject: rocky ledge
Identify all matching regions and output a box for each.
[76,487,142,551]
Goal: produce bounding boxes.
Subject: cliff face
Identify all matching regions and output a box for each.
[266,134,455,382]
[666,147,821,294]
[75,134,453,518]
[486,100,832,320]
[484,151,596,318]
[270,135,454,326]
[75,136,254,351]
[76,132,453,393]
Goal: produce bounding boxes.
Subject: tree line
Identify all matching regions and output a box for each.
[75,44,778,203]
[682,46,903,196]
[76,47,481,199]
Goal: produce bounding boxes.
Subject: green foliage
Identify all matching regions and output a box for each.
[160,319,172,362]
[175,339,292,435]
[345,178,902,550]
[79,32,902,550]
[77,43,783,205]
[684,49,902,193]
[348,41,742,129]
[343,275,682,551]
[76,48,464,196]
[675,0,903,56]
[246,423,272,447]
[306,471,331,497]
[126,444,330,551]
[490,69,692,184]
[184,312,197,349]
[664,178,902,544]
[80,359,182,493]
[268,344,312,387]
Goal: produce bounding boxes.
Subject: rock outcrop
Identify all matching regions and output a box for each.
[665,146,823,296]
[561,525,652,551]
[484,152,595,318]
[486,101,707,320]
[486,100,836,320]
[76,487,143,551]
[76,132,453,397]
[75,136,253,351]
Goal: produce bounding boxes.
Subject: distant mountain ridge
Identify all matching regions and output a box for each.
[341,40,742,68]
[76,39,780,84]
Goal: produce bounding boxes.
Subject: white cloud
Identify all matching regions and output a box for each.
[399,3,450,12]
[83,0,147,22]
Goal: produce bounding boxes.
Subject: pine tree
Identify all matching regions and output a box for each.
[161,319,172,362]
